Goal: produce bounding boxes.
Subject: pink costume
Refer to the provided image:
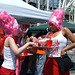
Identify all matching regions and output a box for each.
[43,9,69,75]
[0,11,23,75]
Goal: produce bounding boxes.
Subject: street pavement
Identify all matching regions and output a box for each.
[70,70,75,75]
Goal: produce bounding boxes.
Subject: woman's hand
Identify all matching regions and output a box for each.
[61,49,66,57]
[28,42,36,48]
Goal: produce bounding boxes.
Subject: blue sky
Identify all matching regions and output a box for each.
[49,0,58,8]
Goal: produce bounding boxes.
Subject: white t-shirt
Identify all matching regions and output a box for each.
[47,31,68,57]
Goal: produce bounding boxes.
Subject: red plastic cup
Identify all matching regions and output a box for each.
[24,49,28,55]
[47,40,52,47]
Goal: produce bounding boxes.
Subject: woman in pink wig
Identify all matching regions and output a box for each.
[0,11,35,75]
[43,9,75,75]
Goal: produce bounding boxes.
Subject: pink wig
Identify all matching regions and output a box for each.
[48,9,65,30]
[0,11,23,37]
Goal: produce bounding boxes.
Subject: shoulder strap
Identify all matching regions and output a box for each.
[49,32,53,39]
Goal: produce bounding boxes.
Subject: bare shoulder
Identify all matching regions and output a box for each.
[62,27,71,33]
[62,27,71,36]
[62,27,73,38]
[8,37,14,41]
[5,37,14,46]
[5,37,13,42]
[62,27,69,31]
[8,37,15,44]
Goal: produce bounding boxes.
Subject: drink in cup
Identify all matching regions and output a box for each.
[47,40,52,47]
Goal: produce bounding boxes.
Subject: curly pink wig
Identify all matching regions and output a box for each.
[48,9,65,30]
[0,11,23,37]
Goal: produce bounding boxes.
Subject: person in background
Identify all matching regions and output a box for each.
[20,32,37,75]
[43,8,75,75]
[16,31,26,75]
[0,11,35,75]
[26,32,36,74]
[30,31,48,75]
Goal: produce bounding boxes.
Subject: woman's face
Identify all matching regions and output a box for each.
[49,23,58,32]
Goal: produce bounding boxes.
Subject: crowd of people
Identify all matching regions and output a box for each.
[0,8,75,75]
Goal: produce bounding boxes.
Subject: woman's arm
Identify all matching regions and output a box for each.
[9,37,35,56]
[62,27,75,43]
[61,43,75,56]
[61,27,75,56]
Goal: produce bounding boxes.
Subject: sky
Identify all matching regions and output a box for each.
[49,0,58,8]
